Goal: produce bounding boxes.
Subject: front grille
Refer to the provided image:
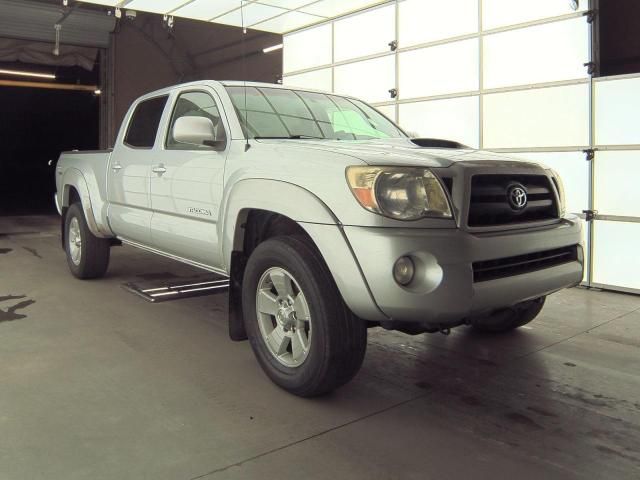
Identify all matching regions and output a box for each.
[468,174,558,227]
[473,245,578,283]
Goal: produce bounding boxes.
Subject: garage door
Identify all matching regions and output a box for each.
[282,0,638,294]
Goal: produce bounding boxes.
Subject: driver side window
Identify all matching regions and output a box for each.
[166,91,226,149]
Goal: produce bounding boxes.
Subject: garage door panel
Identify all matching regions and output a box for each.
[593,221,640,291]
[483,18,589,89]
[482,0,588,30]
[399,39,479,99]
[333,56,395,104]
[334,4,395,62]
[398,0,478,47]
[594,151,640,218]
[594,76,640,146]
[483,84,590,149]
[283,23,332,74]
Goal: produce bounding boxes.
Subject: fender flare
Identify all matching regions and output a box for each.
[60,168,111,238]
[220,178,339,269]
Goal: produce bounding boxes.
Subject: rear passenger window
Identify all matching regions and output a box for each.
[124,96,168,148]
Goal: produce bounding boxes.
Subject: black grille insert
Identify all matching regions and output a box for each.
[468,174,558,227]
[473,245,578,283]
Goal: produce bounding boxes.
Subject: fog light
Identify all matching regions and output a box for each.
[393,256,415,286]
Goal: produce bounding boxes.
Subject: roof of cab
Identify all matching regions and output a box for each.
[136,79,335,101]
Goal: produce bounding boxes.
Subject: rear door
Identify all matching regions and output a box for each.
[107,95,169,244]
[149,88,230,268]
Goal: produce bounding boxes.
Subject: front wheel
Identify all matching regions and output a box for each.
[471,297,546,333]
[242,236,367,397]
[64,203,111,279]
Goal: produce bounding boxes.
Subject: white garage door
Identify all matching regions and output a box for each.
[282,0,639,294]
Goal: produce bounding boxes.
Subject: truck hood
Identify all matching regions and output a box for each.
[254,138,540,169]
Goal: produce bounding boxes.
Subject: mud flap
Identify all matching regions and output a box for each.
[228,251,248,341]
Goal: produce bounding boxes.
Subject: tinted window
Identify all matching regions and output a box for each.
[124,96,168,148]
[166,91,226,149]
[226,86,405,140]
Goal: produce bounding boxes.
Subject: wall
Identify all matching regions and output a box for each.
[108,12,282,145]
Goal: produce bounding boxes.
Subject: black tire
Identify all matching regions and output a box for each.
[64,203,111,279]
[471,297,546,333]
[242,235,367,397]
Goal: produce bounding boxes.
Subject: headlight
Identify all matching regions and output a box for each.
[346,166,452,220]
[547,168,566,216]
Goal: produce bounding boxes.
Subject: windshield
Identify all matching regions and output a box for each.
[226,86,406,140]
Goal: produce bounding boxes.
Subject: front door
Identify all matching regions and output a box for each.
[107,95,169,244]
[149,89,229,269]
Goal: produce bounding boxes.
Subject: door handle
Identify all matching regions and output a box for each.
[152,165,167,175]
[112,163,122,171]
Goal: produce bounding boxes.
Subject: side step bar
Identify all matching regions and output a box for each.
[122,278,229,303]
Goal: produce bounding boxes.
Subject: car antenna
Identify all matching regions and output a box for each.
[241,1,251,152]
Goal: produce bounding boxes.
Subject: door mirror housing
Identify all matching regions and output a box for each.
[172,116,226,151]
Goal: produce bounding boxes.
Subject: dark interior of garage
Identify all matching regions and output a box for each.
[0,63,99,215]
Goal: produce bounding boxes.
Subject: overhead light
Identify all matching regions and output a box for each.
[94,89,102,95]
[263,43,283,54]
[0,69,56,80]
[53,24,62,56]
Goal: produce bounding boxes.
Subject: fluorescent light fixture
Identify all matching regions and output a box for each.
[0,69,56,80]
[263,43,283,53]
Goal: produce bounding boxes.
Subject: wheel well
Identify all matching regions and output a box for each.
[67,186,81,207]
[240,210,308,257]
[60,186,81,249]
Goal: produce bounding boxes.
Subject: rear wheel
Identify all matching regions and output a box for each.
[242,236,367,397]
[64,203,111,279]
[471,297,546,333]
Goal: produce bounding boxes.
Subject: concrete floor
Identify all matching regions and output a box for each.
[1,216,639,480]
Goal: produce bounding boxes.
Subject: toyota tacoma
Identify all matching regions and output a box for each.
[55,81,584,396]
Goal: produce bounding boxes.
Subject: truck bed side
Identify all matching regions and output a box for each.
[55,150,114,238]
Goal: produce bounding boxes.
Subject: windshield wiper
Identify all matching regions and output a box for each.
[253,135,325,140]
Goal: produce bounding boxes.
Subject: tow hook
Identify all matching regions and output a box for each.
[440,327,451,336]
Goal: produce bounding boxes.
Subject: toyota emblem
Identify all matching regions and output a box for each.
[508,184,528,210]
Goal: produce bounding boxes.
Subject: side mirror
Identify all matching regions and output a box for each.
[173,116,225,150]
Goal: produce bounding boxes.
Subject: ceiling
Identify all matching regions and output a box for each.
[77,0,389,34]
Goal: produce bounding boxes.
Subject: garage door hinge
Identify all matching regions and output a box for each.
[582,148,596,161]
[582,210,598,222]
[583,62,596,75]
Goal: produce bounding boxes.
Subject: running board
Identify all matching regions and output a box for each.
[122,278,229,303]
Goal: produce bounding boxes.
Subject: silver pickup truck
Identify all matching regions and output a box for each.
[55,80,584,396]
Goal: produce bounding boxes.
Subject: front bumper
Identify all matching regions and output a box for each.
[344,216,584,326]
